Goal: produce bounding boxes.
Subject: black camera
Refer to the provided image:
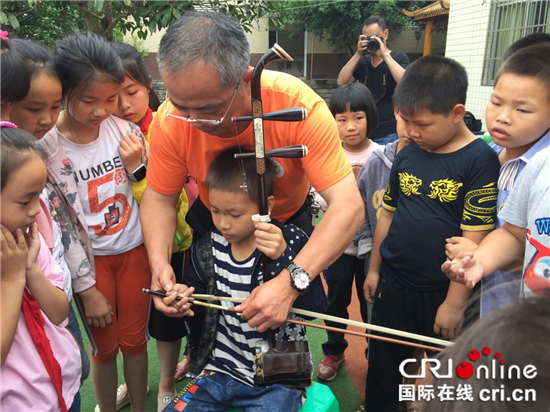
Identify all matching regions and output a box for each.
[362,35,381,52]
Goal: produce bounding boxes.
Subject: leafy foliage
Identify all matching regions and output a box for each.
[1,0,287,45]
[279,0,432,56]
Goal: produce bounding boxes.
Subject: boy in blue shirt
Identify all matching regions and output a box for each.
[363,55,500,411]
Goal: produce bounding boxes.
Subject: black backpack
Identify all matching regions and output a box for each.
[464,111,482,132]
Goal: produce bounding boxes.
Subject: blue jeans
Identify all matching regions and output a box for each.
[373,132,398,145]
[163,371,305,412]
[68,391,81,412]
[68,302,90,384]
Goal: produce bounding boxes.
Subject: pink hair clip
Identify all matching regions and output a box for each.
[0,121,18,129]
[0,31,8,41]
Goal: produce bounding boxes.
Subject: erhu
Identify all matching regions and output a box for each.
[232,43,312,388]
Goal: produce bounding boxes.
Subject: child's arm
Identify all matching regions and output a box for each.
[364,208,394,303]
[1,227,28,365]
[254,222,287,260]
[443,222,526,289]
[77,287,113,328]
[118,132,147,203]
[24,224,69,326]
[445,236,479,261]
[434,229,491,339]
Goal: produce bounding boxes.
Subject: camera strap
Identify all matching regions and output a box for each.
[363,55,388,104]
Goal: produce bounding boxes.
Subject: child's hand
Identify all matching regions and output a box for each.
[363,271,379,304]
[442,252,485,289]
[445,236,478,261]
[24,223,40,271]
[434,300,465,340]
[1,226,28,285]
[165,284,195,317]
[78,286,114,328]
[118,132,143,174]
[254,222,286,260]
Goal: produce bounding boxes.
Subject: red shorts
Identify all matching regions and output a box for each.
[84,244,151,363]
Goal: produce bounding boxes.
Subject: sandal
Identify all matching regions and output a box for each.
[356,400,365,412]
[174,354,194,382]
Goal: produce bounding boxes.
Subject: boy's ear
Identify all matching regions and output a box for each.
[451,104,466,124]
[267,195,275,213]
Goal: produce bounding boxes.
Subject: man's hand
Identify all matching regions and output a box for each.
[356,34,369,56]
[363,271,380,304]
[254,222,286,260]
[442,252,485,289]
[150,261,183,316]
[118,133,143,173]
[445,236,478,261]
[236,272,298,332]
[78,286,113,328]
[433,300,465,340]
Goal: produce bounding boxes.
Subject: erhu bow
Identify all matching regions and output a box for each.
[232,43,312,388]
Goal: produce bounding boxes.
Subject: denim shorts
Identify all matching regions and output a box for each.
[163,370,305,412]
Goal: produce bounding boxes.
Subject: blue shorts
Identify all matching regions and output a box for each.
[163,370,305,412]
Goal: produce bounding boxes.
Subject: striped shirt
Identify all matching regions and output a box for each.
[204,232,263,385]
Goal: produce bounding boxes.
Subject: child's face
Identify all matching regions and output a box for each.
[335,110,368,148]
[394,109,416,147]
[209,188,258,246]
[486,73,550,152]
[399,108,460,152]
[10,71,62,140]
[67,80,120,128]
[113,76,150,126]
[1,156,47,235]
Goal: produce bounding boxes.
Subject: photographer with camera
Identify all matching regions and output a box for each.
[338,16,410,145]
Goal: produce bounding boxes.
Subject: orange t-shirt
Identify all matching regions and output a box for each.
[147,69,351,222]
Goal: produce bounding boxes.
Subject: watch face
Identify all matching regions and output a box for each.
[294,272,309,290]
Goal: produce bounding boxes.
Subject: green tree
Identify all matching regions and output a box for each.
[1,0,287,46]
[280,0,431,56]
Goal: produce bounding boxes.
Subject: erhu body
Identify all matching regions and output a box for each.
[233,44,312,388]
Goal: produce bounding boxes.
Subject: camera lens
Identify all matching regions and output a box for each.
[367,37,379,52]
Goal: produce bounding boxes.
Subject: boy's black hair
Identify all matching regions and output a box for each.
[54,32,124,104]
[111,42,161,112]
[329,83,379,137]
[423,294,550,412]
[496,43,550,102]
[11,38,59,81]
[1,126,46,189]
[393,55,468,117]
[206,148,277,204]
[1,38,31,103]
[502,32,550,61]
[364,15,386,31]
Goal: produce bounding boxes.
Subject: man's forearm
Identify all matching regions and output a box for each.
[337,53,362,86]
[382,52,406,83]
[293,174,363,279]
[140,185,178,268]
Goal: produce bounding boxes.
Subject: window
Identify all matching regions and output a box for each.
[483,0,550,85]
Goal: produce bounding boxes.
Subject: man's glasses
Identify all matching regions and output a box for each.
[164,81,241,125]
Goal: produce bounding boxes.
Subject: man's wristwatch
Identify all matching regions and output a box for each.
[128,164,147,182]
[285,262,310,296]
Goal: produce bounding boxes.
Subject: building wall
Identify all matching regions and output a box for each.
[445,0,493,125]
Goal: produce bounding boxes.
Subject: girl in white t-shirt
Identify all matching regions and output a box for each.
[0,126,81,412]
[53,32,150,412]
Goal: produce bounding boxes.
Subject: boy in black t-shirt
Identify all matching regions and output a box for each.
[362,55,500,412]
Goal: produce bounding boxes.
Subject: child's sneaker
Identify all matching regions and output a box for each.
[316,354,346,381]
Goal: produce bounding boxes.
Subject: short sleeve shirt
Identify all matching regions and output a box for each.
[147,69,351,222]
[381,139,500,290]
[352,52,410,140]
[499,146,550,298]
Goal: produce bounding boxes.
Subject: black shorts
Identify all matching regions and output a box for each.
[148,250,190,342]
